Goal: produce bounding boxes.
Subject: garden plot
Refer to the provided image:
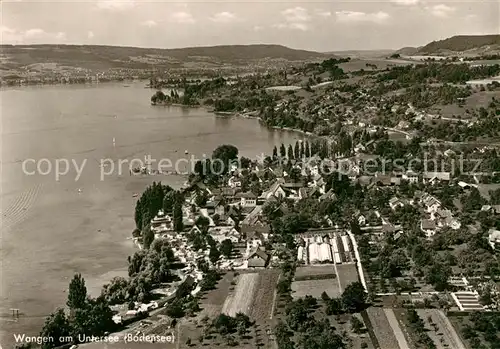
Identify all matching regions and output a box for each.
[295,265,337,281]
[417,309,466,349]
[384,308,411,349]
[249,270,280,321]
[366,307,401,349]
[336,263,360,291]
[222,273,259,317]
[291,279,342,299]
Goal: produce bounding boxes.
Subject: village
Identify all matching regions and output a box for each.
[101,136,500,349]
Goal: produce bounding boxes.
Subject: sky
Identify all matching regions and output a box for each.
[0,0,498,51]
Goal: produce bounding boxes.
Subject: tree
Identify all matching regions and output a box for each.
[277,279,291,294]
[212,145,239,174]
[197,259,209,273]
[72,296,115,340]
[240,157,252,169]
[142,226,154,249]
[325,298,343,315]
[220,239,233,258]
[195,190,208,207]
[173,195,183,233]
[294,141,300,159]
[300,141,305,158]
[341,282,367,313]
[195,216,210,233]
[67,273,87,310]
[166,299,185,318]
[351,316,364,334]
[321,291,330,301]
[273,146,278,159]
[289,167,302,182]
[287,144,294,160]
[426,262,451,291]
[163,190,176,213]
[280,143,286,158]
[39,309,72,349]
[209,246,221,264]
[305,140,310,158]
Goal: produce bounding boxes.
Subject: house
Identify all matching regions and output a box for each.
[458,181,472,190]
[421,219,437,238]
[236,192,257,208]
[260,180,287,200]
[298,188,309,200]
[225,216,236,227]
[444,149,456,157]
[319,188,336,201]
[358,215,366,226]
[228,176,242,188]
[420,193,442,213]
[189,225,202,235]
[389,197,404,211]
[150,210,173,234]
[397,120,410,130]
[247,247,270,268]
[205,200,222,215]
[221,187,239,198]
[241,206,271,235]
[434,209,461,230]
[354,143,366,153]
[374,174,392,186]
[208,226,240,244]
[423,171,451,184]
[403,170,419,184]
[488,229,500,250]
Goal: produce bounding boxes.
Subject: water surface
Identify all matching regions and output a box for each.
[0,82,302,347]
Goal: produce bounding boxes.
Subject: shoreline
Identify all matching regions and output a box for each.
[152,102,316,137]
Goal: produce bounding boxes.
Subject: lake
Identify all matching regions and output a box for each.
[0,82,302,347]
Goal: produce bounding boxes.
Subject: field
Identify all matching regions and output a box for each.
[196,272,236,319]
[294,265,337,280]
[417,309,466,349]
[435,89,500,118]
[291,263,359,299]
[222,273,259,317]
[175,270,280,349]
[338,59,412,72]
[291,278,342,299]
[384,308,411,349]
[366,307,401,349]
[336,263,360,290]
[249,270,280,321]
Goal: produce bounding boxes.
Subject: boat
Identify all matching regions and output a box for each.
[132,193,138,198]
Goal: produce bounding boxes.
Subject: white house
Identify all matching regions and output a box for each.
[488,229,500,250]
[208,226,240,244]
[228,176,242,188]
[389,197,404,211]
[403,170,419,184]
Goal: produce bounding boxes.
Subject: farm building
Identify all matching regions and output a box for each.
[333,252,342,264]
[308,242,333,263]
[341,235,351,253]
[332,237,339,253]
[247,247,270,268]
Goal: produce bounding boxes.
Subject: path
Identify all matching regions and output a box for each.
[384,309,410,349]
